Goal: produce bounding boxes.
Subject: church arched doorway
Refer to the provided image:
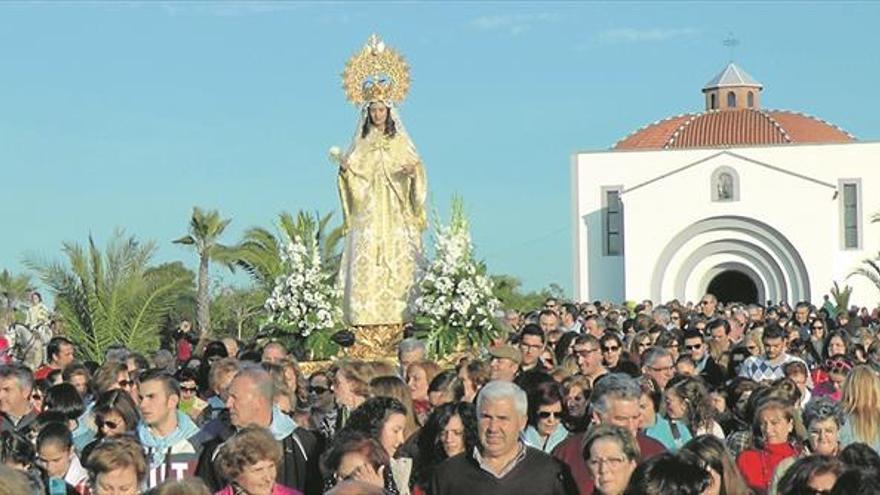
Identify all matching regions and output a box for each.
[707,270,759,305]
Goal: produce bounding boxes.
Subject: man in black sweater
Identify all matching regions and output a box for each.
[428,381,576,495]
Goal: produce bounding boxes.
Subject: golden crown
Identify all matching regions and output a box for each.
[342,34,410,106]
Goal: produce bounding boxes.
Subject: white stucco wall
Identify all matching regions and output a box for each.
[572,141,880,307]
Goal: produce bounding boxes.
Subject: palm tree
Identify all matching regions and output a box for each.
[173,207,231,342]
[220,211,344,292]
[25,231,189,361]
[0,269,33,319]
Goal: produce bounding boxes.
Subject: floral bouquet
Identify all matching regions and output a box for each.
[264,235,342,359]
[412,198,501,358]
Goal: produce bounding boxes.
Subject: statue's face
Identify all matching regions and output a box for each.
[369,103,388,127]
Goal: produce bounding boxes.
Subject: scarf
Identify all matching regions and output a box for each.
[137,410,200,467]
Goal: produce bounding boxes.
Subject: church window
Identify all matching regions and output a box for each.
[727,91,736,108]
[841,180,861,249]
[604,189,623,256]
[712,167,739,202]
[747,91,755,108]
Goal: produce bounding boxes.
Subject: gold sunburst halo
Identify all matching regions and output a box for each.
[341,34,410,106]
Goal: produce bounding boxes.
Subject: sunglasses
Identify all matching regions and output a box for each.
[685,343,702,350]
[537,411,562,419]
[96,419,120,430]
[309,386,330,395]
[181,386,198,393]
[601,345,620,352]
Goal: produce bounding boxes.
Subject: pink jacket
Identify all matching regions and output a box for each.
[214,484,302,495]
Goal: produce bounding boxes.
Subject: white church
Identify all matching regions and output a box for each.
[572,63,880,306]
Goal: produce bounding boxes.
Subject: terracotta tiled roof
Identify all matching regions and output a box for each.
[613,109,854,150]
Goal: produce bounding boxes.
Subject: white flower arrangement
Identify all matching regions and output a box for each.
[264,234,342,343]
[413,198,500,357]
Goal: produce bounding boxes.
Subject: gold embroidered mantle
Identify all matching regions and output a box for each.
[337,128,427,326]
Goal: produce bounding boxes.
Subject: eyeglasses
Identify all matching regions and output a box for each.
[601,345,620,353]
[309,386,330,395]
[96,419,120,430]
[536,411,562,419]
[520,343,544,352]
[587,456,627,469]
[181,386,198,393]
[700,300,712,306]
[685,343,703,350]
[575,348,599,358]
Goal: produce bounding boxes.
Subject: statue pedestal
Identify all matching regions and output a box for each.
[344,324,403,361]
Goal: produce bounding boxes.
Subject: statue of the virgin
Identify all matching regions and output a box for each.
[332,35,427,345]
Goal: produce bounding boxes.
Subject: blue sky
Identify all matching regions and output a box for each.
[1,1,878,296]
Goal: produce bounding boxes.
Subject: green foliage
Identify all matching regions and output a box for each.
[830,281,853,313]
[849,255,880,304]
[26,230,190,361]
[219,210,344,292]
[490,274,564,313]
[209,284,266,341]
[146,262,198,334]
[174,206,232,339]
[0,269,33,323]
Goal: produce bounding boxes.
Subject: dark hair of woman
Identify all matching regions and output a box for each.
[823,330,851,361]
[414,402,479,485]
[665,375,716,434]
[0,430,36,467]
[44,383,85,421]
[829,468,880,495]
[361,104,397,139]
[92,389,141,434]
[839,442,880,471]
[681,435,749,495]
[623,452,711,495]
[777,455,844,495]
[554,331,579,364]
[527,381,564,427]
[320,429,400,494]
[341,396,407,441]
[427,370,463,402]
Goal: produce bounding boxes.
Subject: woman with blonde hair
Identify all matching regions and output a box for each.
[839,364,880,451]
[744,329,765,357]
[406,360,440,424]
[370,376,419,437]
[335,361,381,427]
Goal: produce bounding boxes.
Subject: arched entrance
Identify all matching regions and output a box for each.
[707,270,758,304]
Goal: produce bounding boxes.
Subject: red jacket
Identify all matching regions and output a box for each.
[736,442,799,495]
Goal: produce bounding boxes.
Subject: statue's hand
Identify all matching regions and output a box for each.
[400,161,417,176]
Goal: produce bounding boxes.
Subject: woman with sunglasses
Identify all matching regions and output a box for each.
[80,389,140,464]
[523,381,568,453]
[601,334,639,377]
[628,330,653,368]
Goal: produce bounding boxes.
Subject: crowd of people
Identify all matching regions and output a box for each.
[3,293,880,495]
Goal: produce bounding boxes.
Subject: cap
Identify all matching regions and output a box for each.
[489,345,522,364]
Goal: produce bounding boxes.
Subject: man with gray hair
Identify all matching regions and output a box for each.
[195,363,322,494]
[552,373,666,494]
[641,346,675,389]
[429,381,576,495]
[397,337,425,377]
[0,364,37,435]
